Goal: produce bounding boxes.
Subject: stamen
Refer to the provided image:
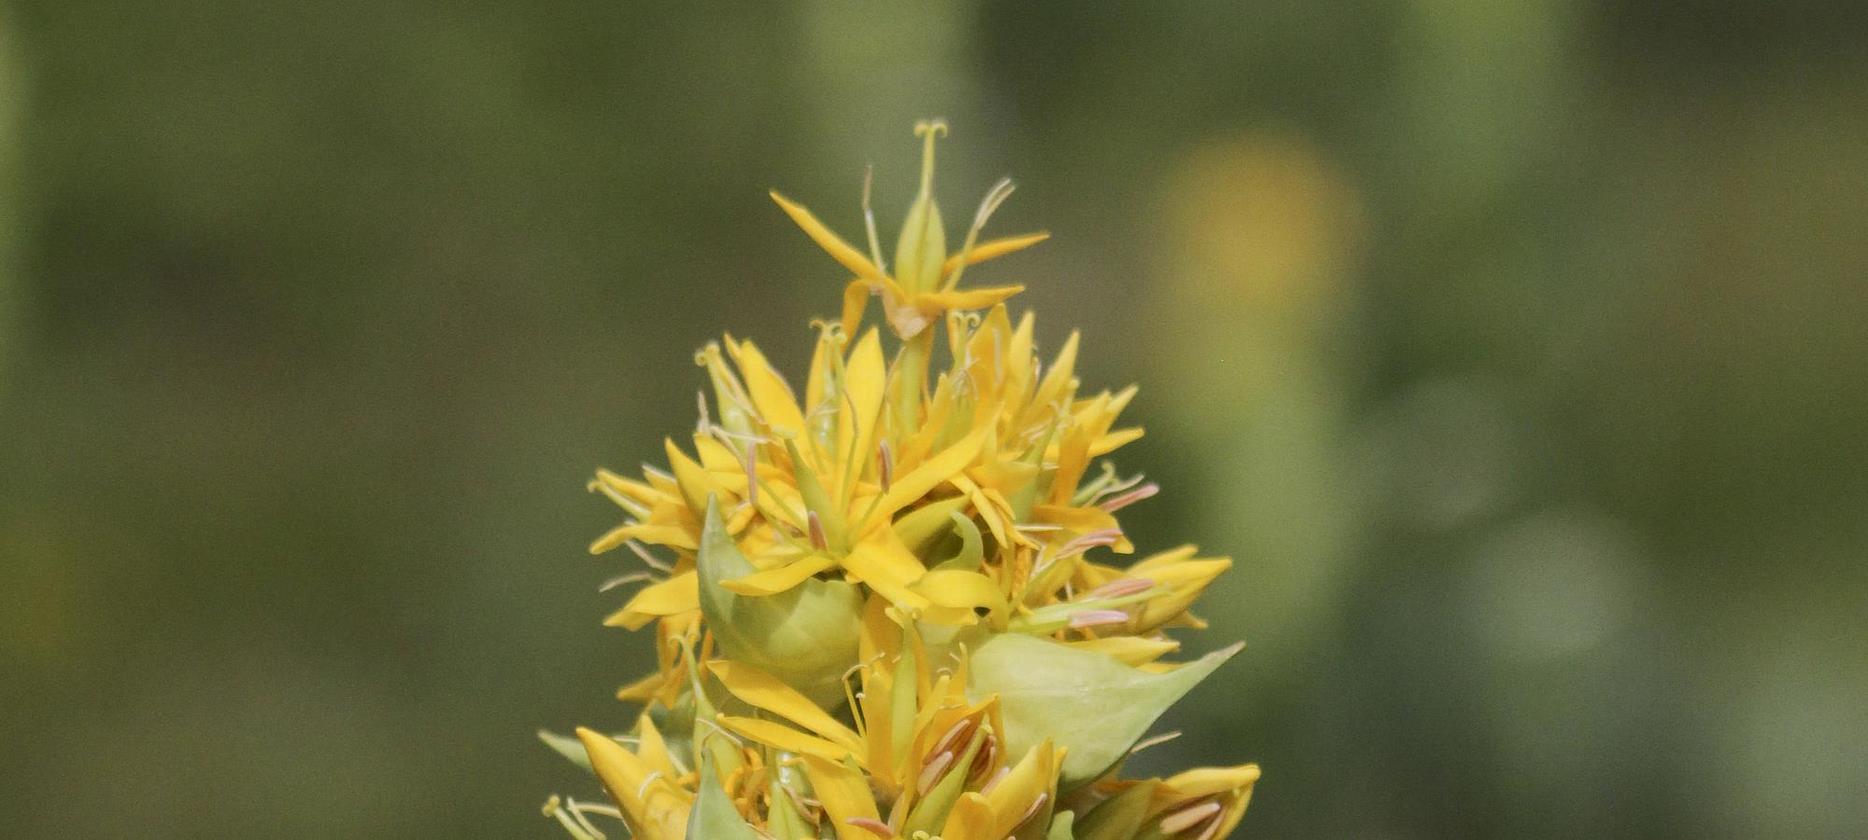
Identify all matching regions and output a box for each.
[597,571,654,592]
[978,765,1011,796]
[1098,482,1159,512]
[944,177,1016,291]
[862,164,887,276]
[1129,730,1183,755]
[846,816,895,837]
[1058,528,1123,559]
[636,771,663,801]
[564,796,610,838]
[1067,609,1131,630]
[1088,577,1154,599]
[916,750,955,794]
[623,540,673,572]
[808,511,829,551]
[913,119,948,195]
[878,440,894,493]
[930,717,973,757]
[743,441,759,510]
[1158,800,1223,835]
[1018,792,1050,826]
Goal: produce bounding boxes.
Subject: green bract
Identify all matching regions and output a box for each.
[968,633,1242,788]
[695,499,862,708]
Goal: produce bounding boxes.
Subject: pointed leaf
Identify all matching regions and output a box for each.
[536,728,593,773]
[687,752,761,840]
[966,635,1240,788]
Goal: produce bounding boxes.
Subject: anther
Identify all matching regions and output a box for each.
[1098,482,1159,512]
[846,816,895,837]
[808,511,829,551]
[1017,792,1049,827]
[1067,609,1131,630]
[743,441,759,510]
[1088,577,1154,599]
[916,750,955,795]
[878,440,894,493]
[1158,800,1223,835]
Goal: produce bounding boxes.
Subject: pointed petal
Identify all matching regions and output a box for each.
[706,660,864,753]
[915,285,1026,313]
[939,232,1050,276]
[719,554,836,596]
[715,714,852,762]
[770,190,885,283]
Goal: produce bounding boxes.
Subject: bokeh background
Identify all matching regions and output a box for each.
[3,2,1866,837]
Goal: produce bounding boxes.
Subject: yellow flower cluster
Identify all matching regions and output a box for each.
[544,122,1257,840]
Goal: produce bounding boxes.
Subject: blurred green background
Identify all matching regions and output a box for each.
[3,2,1866,837]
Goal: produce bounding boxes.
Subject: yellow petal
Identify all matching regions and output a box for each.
[577,727,691,838]
[729,338,807,435]
[603,571,699,630]
[842,537,932,612]
[634,712,679,779]
[938,231,1049,276]
[914,569,1007,614]
[841,278,872,338]
[1090,426,1145,456]
[1064,636,1181,666]
[666,437,727,517]
[914,284,1025,313]
[982,741,1059,835]
[770,190,885,283]
[716,714,851,762]
[870,425,989,524]
[590,522,697,554]
[706,660,864,753]
[719,553,836,596]
[801,755,883,840]
[937,791,996,840]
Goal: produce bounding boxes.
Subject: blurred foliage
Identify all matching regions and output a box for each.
[2,1,1866,837]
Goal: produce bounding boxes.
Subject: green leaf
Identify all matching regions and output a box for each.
[1073,780,1158,840]
[1046,810,1078,840]
[696,500,863,708]
[967,634,1240,789]
[687,752,762,840]
[536,728,593,773]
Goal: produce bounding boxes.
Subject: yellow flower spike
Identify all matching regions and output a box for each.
[560,120,1260,839]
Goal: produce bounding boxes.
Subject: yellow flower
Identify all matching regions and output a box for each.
[549,121,1261,840]
[770,119,1045,341]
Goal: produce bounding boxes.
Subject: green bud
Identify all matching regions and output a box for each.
[696,499,862,708]
[894,120,949,295]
